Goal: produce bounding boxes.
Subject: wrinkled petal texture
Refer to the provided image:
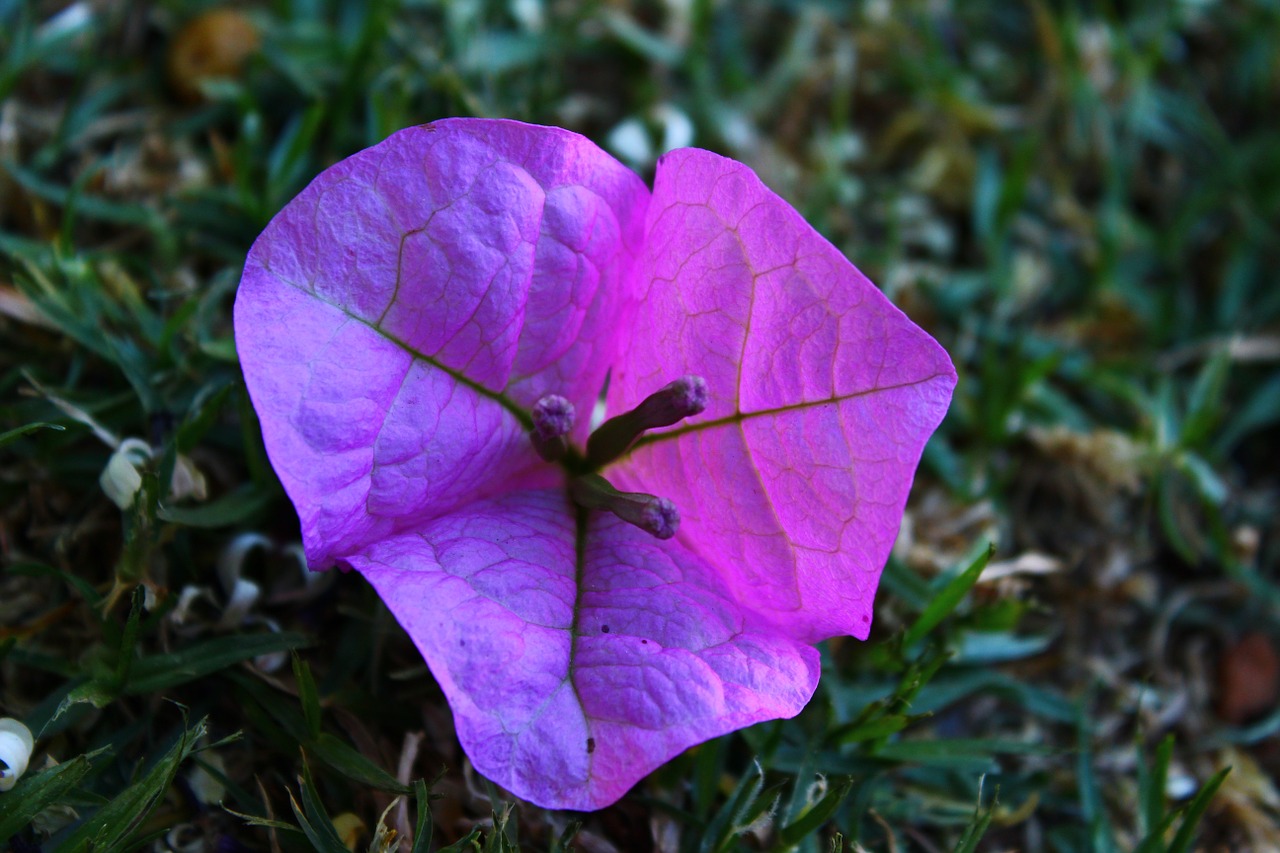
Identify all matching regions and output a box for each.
[236,120,649,565]
[353,489,818,810]
[610,149,956,644]
[235,119,954,810]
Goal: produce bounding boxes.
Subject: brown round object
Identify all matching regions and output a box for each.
[167,9,261,103]
[1217,632,1280,725]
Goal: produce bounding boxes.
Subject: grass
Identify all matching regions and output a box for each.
[2,0,1278,850]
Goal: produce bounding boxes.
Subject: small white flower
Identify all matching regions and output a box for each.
[99,438,151,510]
[98,437,209,510]
[0,718,35,792]
[170,534,333,672]
[23,374,207,509]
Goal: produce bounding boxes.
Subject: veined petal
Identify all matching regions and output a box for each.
[236,120,649,565]
[610,148,956,642]
[351,488,818,810]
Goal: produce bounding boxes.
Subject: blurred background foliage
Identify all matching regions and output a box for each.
[1,0,1278,850]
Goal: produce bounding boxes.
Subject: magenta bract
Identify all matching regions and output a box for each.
[234,119,956,810]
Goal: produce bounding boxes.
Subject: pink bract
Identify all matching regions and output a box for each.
[234,118,955,810]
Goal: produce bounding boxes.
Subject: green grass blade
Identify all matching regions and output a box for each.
[58,716,207,852]
[436,826,483,852]
[125,632,311,694]
[156,484,274,528]
[903,543,995,647]
[310,732,411,794]
[777,779,852,846]
[411,777,434,853]
[951,778,997,853]
[0,421,65,446]
[699,759,765,853]
[111,586,145,688]
[1138,734,1174,839]
[550,818,583,853]
[292,653,323,741]
[0,749,105,842]
[289,756,350,853]
[1167,766,1231,853]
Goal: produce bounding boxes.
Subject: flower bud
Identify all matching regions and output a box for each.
[586,375,706,467]
[531,394,576,461]
[570,473,680,540]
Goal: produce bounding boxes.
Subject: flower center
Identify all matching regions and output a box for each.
[528,376,707,539]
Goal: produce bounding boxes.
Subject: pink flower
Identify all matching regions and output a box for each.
[235,119,955,810]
